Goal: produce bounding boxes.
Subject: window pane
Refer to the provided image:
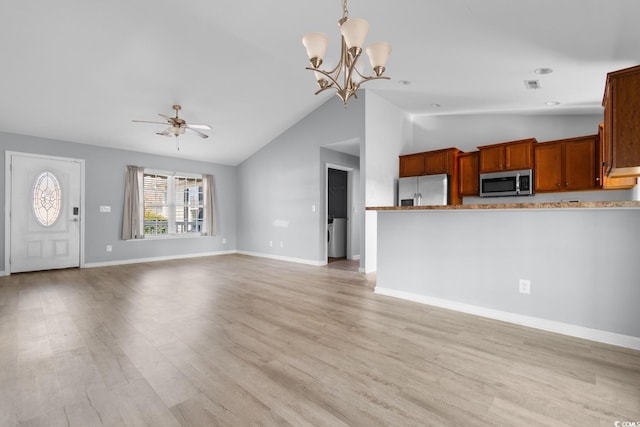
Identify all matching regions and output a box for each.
[174,177,203,233]
[143,174,169,235]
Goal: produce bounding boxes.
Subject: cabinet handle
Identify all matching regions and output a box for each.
[556,183,561,187]
[566,182,569,187]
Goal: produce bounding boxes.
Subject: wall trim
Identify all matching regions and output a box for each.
[375,286,640,351]
[237,251,326,267]
[84,250,237,269]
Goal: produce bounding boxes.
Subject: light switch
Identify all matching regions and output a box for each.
[99,205,111,213]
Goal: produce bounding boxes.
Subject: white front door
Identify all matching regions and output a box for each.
[9,154,82,273]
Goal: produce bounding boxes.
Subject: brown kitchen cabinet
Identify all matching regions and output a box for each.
[478,138,536,173]
[398,147,462,204]
[458,151,479,196]
[399,152,426,177]
[602,65,640,177]
[535,135,598,192]
[598,123,637,189]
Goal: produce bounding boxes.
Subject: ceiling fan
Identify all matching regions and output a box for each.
[132,104,211,149]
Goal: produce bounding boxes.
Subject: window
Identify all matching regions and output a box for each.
[143,171,204,236]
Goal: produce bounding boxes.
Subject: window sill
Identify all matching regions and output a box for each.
[129,233,205,241]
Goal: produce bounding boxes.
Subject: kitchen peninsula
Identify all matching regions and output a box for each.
[367,202,640,349]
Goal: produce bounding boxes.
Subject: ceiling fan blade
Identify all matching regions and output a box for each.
[186,123,212,130]
[156,128,173,136]
[132,120,168,125]
[186,127,209,138]
[158,113,173,120]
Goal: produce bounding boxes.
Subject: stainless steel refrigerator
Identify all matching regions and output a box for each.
[398,174,449,206]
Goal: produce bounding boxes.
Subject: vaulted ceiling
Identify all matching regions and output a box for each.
[1,0,638,165]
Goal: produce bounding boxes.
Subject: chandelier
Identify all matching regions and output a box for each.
[302,0,392,107]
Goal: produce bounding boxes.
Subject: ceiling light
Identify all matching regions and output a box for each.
[398,80,411,86]
[545,101,560,106]
[303,0,391,107]
[431,104,441,108]
[535,68,554,75]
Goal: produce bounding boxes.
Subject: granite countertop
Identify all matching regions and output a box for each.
[367,201,640,211]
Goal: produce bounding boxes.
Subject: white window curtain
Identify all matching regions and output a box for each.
[202,174,218,236]
[122,165,144,240]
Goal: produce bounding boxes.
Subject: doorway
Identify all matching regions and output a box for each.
[5,152,85,274]
[326,164,356,267]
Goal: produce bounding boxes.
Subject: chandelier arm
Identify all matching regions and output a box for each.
[352,65,391,81]
[305,67,345,93]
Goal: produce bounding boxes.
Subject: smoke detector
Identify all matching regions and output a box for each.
[524,80,541,90]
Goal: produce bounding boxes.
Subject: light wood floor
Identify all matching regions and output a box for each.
[1,254,638,426]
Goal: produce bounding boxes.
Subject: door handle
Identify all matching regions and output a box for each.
[70,218,79,222]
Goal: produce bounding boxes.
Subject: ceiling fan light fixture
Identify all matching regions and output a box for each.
[170,125,185,136]
[303,0,391,107]
[132,104,211,150]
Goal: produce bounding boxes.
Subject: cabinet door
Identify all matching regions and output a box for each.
[534,143,563,192]
[458,152,479,196]
[399,153,425,177]
[505,141,534,171]
[424,150,450,175]
[565,137,597,191]
[479,146,504,173]
[600,124,636,189]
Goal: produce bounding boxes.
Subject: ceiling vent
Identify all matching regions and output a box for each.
[524,80,541,90]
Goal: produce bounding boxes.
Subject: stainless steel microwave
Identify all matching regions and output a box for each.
[480,169,533,197]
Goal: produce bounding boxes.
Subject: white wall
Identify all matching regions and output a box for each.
[375,208,640,345]
[363,91,414,272]
[411,113,604,153]
[236,96,365,265]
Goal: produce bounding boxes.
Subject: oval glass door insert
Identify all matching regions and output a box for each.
[32,171,62,226]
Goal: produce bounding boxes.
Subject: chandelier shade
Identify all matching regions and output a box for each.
[302,32,329,67]
[340,18,369,51]
[366,42,392,75]
[302,0,391,107]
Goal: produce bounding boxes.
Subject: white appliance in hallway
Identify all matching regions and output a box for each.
[398,174,449,206]
[327,218,346,258]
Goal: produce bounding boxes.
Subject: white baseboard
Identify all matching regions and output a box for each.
[0,270,6,277]
[83,250,237,269]
[375,287,640,351]
[351,255,361,260]
[237,251,325,267]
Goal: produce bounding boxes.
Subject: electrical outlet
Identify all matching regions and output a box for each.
[280,241,284,248]
[269,241,273,247]
[222,237,227,244]
[312,204,316,213]
[106,245,112,252]
[519,279,531,294]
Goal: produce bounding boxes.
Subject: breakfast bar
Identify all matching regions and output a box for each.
[367,201,640,348]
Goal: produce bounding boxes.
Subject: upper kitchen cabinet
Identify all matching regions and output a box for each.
[602,65,640,177]
[398,147,462,204]
[478,138,536,173]
[598,124,637,189]
[399,152,426,177]
[458,151,479,197]
[535,135,598,193]
[424,148,460,175]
